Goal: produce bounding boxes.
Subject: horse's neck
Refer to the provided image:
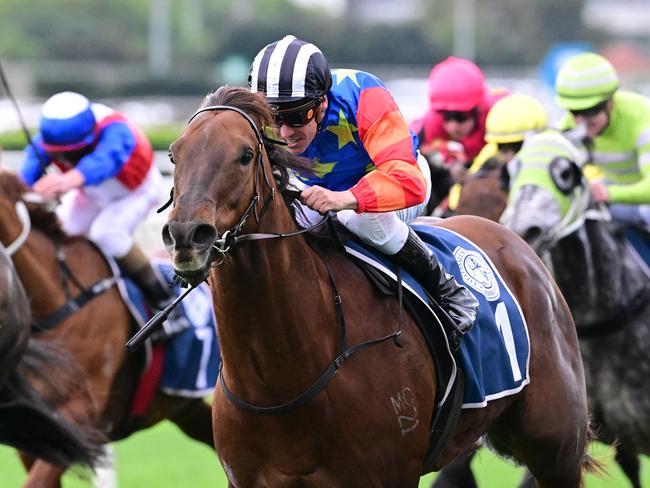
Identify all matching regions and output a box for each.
[212,201,340,397]
[0,220,68,317]
[552,221,647,324]
[0,250,30,379]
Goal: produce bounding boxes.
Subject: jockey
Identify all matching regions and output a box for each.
[410,57,508,190]
[448,94,548,211]
[19,91,187,338]
[249,35,478,334]
[556,52,650,229]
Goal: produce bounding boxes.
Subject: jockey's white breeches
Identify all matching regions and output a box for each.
[294,152,432,255]
[56,167,165,258]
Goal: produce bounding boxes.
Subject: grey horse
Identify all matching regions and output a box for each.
[499,130,650,488]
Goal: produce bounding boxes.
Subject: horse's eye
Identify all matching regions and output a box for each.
[240,149,254,165]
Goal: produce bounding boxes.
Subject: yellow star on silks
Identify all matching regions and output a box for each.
[334,69,361,87]
[365,162,377,172]
[327,109,358,149]
[310,158,338,178]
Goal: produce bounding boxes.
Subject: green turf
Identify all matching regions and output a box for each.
[1,421,648,487]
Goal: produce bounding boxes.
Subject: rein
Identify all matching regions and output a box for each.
[536,180,612,266]
[546,181,611,247]
[185,104,401,414]
[5,201,30,256]
[536,180,646,335]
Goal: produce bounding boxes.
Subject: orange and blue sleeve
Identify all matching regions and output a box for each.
[350,86,426,213]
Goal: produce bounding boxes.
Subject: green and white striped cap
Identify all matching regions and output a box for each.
[555,52,618,110]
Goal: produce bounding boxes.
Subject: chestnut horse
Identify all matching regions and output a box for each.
[162,86,597,487]
[0,172,213,488]
[0,242,103,469]
[454,158,510,221]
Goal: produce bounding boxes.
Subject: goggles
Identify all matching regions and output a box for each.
[47,146,93,163]
[438,109,476,123]
[273,99,321,128]
[497,141,524,154]
[569,100,609,119]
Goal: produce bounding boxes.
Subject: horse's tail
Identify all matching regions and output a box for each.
[581,423,606,480]
[0,337,106,468]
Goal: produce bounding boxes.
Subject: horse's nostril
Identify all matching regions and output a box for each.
[162,220,217,252]
[161,223,174,249]
[191,224,218,249]
[523,226,542,244]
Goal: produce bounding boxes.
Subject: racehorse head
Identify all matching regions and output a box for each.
[500,131,588,254]
[162,86,309,285]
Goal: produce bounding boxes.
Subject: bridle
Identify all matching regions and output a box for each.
[544,179,611,249]
[185,105,330,261]
[180,104,402,414]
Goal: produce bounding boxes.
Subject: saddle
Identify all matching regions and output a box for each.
[305,218,465,472]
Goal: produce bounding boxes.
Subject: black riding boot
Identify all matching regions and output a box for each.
[392,228,478,338]
[129,263,190,341]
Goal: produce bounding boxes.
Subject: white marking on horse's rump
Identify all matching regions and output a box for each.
[390,387,419,435]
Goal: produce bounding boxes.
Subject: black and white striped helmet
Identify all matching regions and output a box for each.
[249,35,332,106]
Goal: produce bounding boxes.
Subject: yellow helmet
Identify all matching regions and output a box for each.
[485,94,548,144]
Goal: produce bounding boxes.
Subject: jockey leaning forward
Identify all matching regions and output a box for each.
[556,52,650,229]
[19,91,187,338]
[249,35,478,334]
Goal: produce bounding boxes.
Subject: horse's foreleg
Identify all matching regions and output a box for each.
[21,460,65,488]
[615,446,641,488]
[169,398,214,448]
[150,391,214,448]
[430,450,478,488]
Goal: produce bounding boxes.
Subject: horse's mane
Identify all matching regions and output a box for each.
[200,86,314,192]
[0,171,68,240]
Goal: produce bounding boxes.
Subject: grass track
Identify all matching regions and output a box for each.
[1,421,648,487]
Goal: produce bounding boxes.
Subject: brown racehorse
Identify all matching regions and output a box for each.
[454,158,509,221]
[162,86,598,487]
[0,242,104,469]
[0,171,214,488]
